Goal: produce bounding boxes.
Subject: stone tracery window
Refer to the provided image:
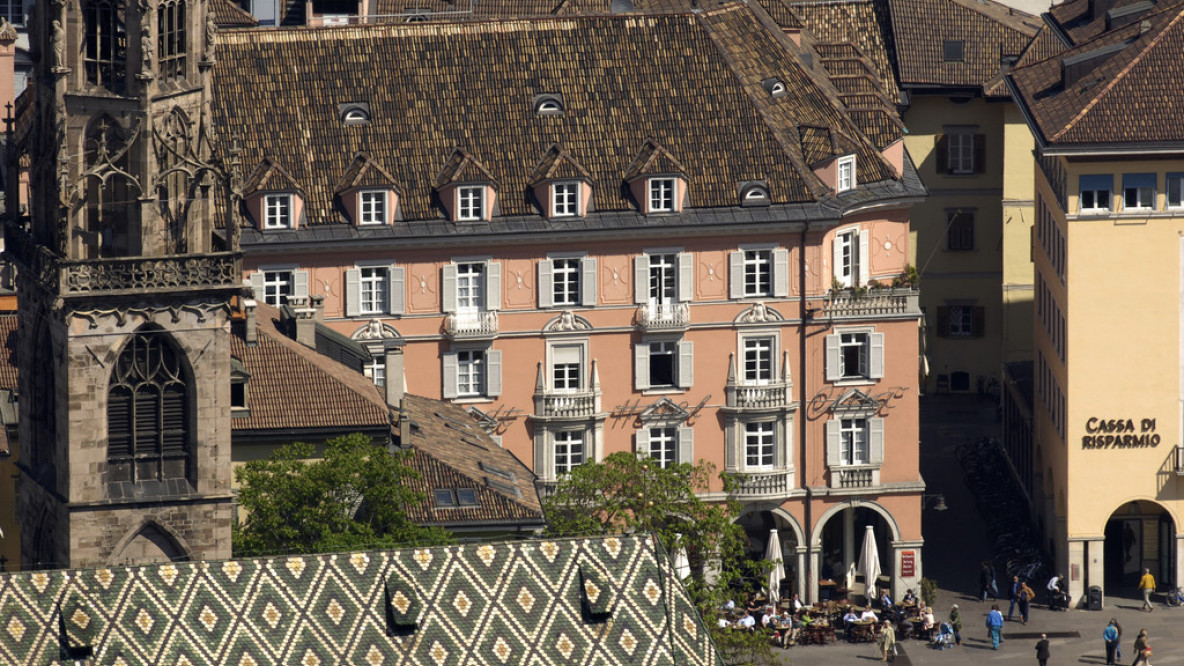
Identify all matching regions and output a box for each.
[157,0,186,79]
[84,0,127,93]
[107,330,192,485]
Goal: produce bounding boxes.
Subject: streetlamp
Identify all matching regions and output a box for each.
[923,493,948,512]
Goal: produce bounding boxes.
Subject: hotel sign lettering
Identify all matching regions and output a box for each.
[1081,418,1161,449]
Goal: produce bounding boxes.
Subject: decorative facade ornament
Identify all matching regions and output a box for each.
[69,301,232,328]
[50,20,65,72]
[735,302,784,324]
[352,319,400,341]
[543,310,592,332]
[205,13,217,60]
[140,25,154,75]
[72,118,145,206]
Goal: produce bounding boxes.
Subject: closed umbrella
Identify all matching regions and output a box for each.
[672,534,691,580]
[859,525,882,600]
[765,528,784,600]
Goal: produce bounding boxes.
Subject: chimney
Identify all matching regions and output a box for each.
[286,295,316,347]
[1089,0,1115,21]
[384,344,405,407]
[310,294,325,322]
[243,298,258,346]
[398,400,411,444]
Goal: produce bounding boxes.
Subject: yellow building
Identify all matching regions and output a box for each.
[1007,0,1184,604]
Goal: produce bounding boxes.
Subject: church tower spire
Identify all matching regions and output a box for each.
[7,0,240,568]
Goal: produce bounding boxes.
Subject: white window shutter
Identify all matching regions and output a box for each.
[388,266,405,315]
[832,236,845,287]
[538,259,554,308]
[293,270,309,298]
[678,427,694,465]
[870,418,885,464]
[534,431,548,481]
[678,252,693,302]
[869,333,885,379]
[442,264,458,312]
[636,428,651,455]
[442,352,458,399]
[826,420,841,467]
[824,334,841,381]
[634,256,648,304]
[486,350,502,397]
[344,268,361,317]
[773,248,789,297]
[729,251,744,299]
[858,230,870,286]
[581,257,598,307]
[249,272,265,300]
[677,340,694,389]
[635,343,650,391]
[486,262,502,311]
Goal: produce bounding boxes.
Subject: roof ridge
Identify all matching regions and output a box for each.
[943,0,1042,35]
[1051,7,1184,141]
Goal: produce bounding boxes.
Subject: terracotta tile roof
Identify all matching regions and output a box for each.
[211,0,261,27]
[433,147,498,188]
[1015,23,1068,67]
[397,394,543,527]
[334,152,401,193]
[1045,0,1181,47]
[0,315,15,391]
[212,7,898,226]
[230,303,392,432]
[242,156,304,195]
[528,143,594,184]
[790,0,901,101]
[622,139,687,181]
[1008,3,1184,146]
[753,0,803,29]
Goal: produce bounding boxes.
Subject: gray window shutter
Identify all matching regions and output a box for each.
[636,428,650,455]
[388,266,405,315]
[635,343,650,391]
[869,418,885,464]
[538,259,554,309]
[486,262,502,311]
[442,352,458,399]
[581,257,598,307]
[832,237,845,287]
[729,251,744,299]
[344,268,361,317]
[634,256,648,304]
[293,270,309,298]
[442,265,457,312]
[773,248,789,297]
[826,420,842,467]
[248,272,265,300]
[534,431,548,481]
[677,340,694,389]
[824,334,840,381]
[486,350,502,397]
[678,427,694,465]
[858,230,870,286]
[869,333,885,379]
[678,252,693,302]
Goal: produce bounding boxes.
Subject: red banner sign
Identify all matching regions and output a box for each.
[901,550,916,578]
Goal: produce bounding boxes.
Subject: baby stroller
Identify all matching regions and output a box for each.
[930,622,955,650]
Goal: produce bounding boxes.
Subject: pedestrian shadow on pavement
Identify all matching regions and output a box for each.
[1076,657,1108,664]
[961,638,997,650]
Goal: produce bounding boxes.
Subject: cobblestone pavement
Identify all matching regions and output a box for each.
[776,395,1184,665]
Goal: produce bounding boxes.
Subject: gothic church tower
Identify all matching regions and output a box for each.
[6,0,240,567]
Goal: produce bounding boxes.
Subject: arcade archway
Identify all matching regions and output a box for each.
[1104,501,1175,595]
[736,508,803,599]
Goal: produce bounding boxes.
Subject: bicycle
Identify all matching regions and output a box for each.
[1164,587,1184,607]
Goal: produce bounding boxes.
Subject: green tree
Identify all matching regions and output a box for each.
[233,433,452,556]
[543,452,774,664]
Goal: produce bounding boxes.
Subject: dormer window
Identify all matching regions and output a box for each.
[836,155,856,193]
[264,194,292,229]
[534,94,565,116]
[761,78,787,98]
[230,357,251,417]
[649,178,676,213]
[359,189,387,224]
[740,181,770,206]
[551,181,580,217]
[458,186,485,221]
[943,39,965,62]
[343,108,369,124]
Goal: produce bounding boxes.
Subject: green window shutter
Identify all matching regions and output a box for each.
[935,306,950,338]
[973,134,987,174]
[972,306,986,337]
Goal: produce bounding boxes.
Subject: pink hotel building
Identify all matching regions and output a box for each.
[216,5,926,599]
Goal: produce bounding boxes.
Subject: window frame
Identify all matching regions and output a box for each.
[836,155,856,192]
[947,304,975,337]
[263,193,293,229]
[551,181,580,218]
[457,185,485,222]
[358,189,388,225]
[455,261,485,312]
[358,265,389,315]
[743,420,776,471]
[647,426,678,469]
[553,429,586,476]
[648,340,677,388]
[946,210,975,251]
[839,417,870,466]
[743,249,773,297]
[549,341,586,393]
[648,177,676,213]
[834,228,862,288]
[456,349,486,398]
[1121,173,1156,212]
[551,257,581,307]
[742,335,776,386]
[1078,175,1112,214]
[648,252,678,305]
[1168,173,1184,209]
[261,269,293,307]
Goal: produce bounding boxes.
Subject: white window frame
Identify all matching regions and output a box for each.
[648,340,677,388]
[442,345,502,400]
[839,417,870,466]
[1122,174,1156,212]
[1168,173,1184,209]
[825,415,884,470]
[366,355,386,388]
[744,421,776,470]
[647,426,678,468]
[457,185,485,221]
[648,177,676,213]
[455,261,485,313]
[741,334,776,386]
[358,266,389,315]
[548,340,587,393]
[262,270,293,307]
[552,257,580,306]
[648,252,677,305]
[948,304,974,337]
[358,190,387,225]
[825,327,884,383]
[551,181,580,217]
[456,349,485,397]
[743,249,772,297]
[948,132,974,175]
[263,194,293,229]
[553,429,586,476]
[635,337,694,391]
[836,155,856,192]
[1079,177,1112,213]
[833,227,867,289]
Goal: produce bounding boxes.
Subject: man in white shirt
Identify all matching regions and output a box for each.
[737,612,757,630]
[859,606,879,622]
[1046,574,1061,609]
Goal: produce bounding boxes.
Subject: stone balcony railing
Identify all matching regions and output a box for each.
[729,470,794,500]
[822,288,920,319]
[445,310,499,339]
[636,302,690,331]
[725,381,792,410]
[536,390,600,419]
[829,466,879,489]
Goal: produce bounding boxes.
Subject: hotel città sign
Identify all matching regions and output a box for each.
[1081,418,1161,449]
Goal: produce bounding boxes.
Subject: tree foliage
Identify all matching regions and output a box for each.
[233,433,453,556]
[543,452,775,664]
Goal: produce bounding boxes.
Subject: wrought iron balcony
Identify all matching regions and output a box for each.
[445,310,499,339]
[822,288,920,319]
[536,390,599,418]
[636,302,690,331]
[725,381,792,410]
[829,466,879,489]
[729,470,794,500]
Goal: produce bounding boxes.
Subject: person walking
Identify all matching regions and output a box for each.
[948,604,962,647]
[1046,573,1062,609]
[1114,619,1124,661]
[1035,634,1051,666]
[981,561,998,601]
[1103,620,1120,665]
[987,604,1004,650]
[1018,580,1035,625]
[879,619,896,662]
[1131,629,1150,666]
[1008,575,1021,620]
[1138,569,1156,612]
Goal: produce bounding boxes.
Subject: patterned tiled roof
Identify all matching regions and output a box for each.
[790,0,901,100]
[211,6,898,226]
[334,152,401,193]
[398,394,544,527]
[230,303,392,432]
[1045,0,1181,47]
[211,0,261,27]
[242,157,304,196]
[0,534,720,665]
[1008,3,1184,146]
[0,315,16,391]
[528,144,594,184]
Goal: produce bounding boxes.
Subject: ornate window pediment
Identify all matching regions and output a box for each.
[434,148,498,222]
[542,310,593,334]
[624,139,688,215]
[243,158,305,230]
[638,396,690,424]
[335,152,401,226]
[530,144,593,219]
[830,388,881,416]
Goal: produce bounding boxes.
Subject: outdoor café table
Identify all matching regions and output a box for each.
[851,620,877,643]
[908,617,932,641]
[819,579,837,601]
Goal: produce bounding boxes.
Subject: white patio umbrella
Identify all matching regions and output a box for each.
[765,528,784,600]
[672,534,691,580]
[859,525,882,600]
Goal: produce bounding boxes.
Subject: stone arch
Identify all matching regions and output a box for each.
[735,504,806,550]
[809,499,903,548]
[109,518,192,565]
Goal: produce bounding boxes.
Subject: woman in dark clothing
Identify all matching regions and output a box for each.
[1018,580,1035,625]
[1131,629,1150,666]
